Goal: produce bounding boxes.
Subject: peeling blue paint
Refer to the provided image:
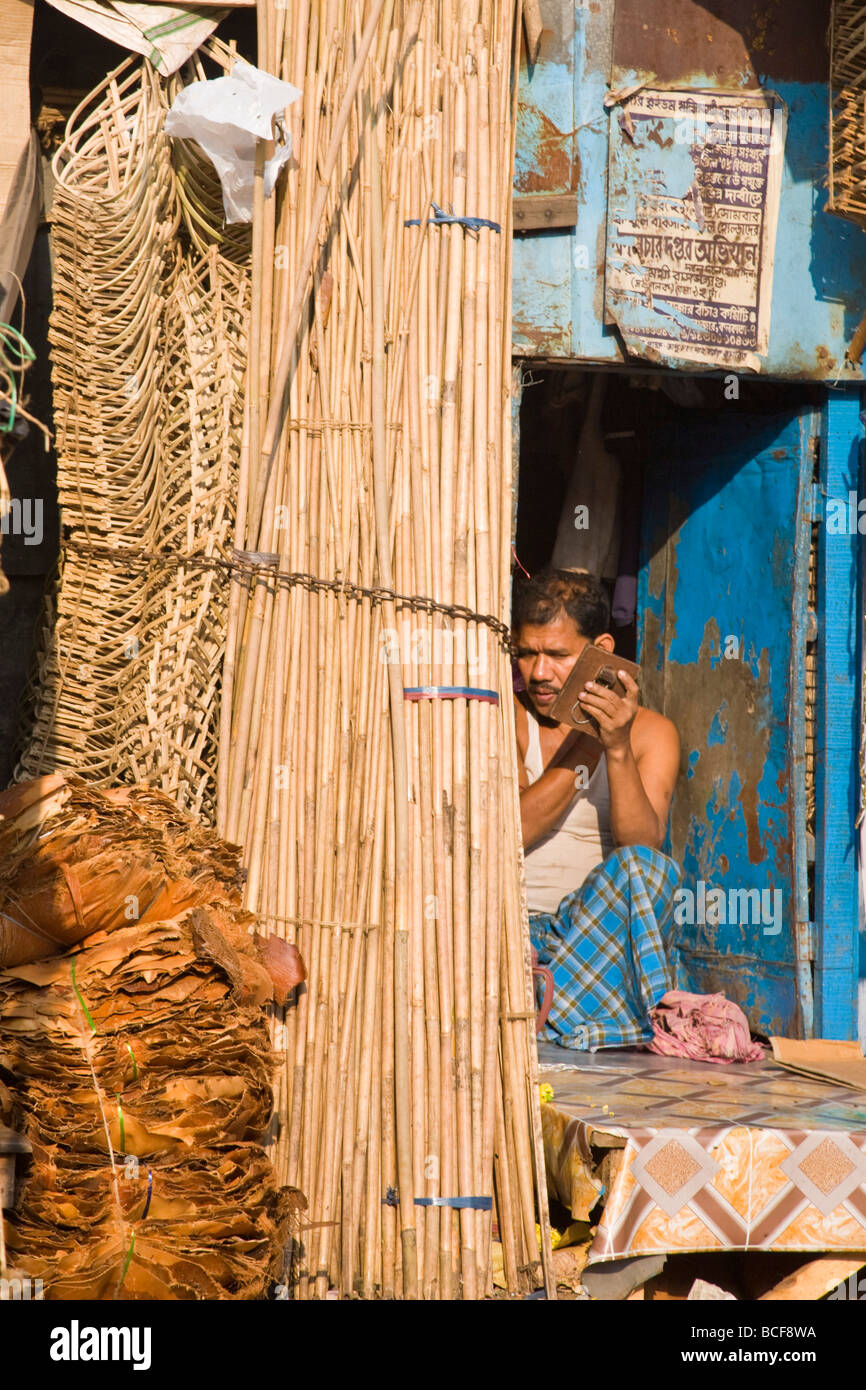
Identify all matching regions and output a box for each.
[513,1,866,378]
[637,408,813,1035]
[707,708,728,747]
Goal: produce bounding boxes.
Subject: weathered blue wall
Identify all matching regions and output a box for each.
[637,406,815,1036]
[513,0,866,380]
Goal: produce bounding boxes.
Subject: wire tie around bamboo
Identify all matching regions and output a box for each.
[403,202,502,234]
[256,913,380,932]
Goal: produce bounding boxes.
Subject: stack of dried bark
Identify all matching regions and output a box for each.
[0,776,305,1299]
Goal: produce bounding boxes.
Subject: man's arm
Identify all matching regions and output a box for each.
[576,671,680,850]
[514,698,601,850]
[605,723,679,849]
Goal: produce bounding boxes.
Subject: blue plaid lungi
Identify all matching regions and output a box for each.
[529,844,681,1050]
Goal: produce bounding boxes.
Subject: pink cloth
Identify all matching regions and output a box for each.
[648,989,765,1064]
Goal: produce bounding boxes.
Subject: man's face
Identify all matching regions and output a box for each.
[515,613,591,717]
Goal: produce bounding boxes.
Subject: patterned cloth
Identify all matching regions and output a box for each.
[529,844,681,1050]
[538,1045,866,1262]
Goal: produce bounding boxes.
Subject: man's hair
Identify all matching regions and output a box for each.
[512,567,610,640]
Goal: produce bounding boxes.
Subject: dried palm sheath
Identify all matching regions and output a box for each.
[0,776,305,1299]
[15,53,250,824]
[0,775,239,967]
[222,1,552,1298]
[828,1,866,227]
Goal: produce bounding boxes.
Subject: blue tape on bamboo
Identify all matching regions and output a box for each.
[404,202,502,234]
[403,686,499,704]
[414,1196,493,1210]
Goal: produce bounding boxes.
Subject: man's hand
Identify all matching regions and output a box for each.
[576,669,640,753]
[576,669,678,851]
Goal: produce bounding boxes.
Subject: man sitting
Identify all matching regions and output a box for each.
[513,567,681,1049]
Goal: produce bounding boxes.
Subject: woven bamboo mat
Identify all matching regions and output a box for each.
[16,52,250,823]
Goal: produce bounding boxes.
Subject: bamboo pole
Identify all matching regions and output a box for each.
[254,0,389,540]
[217,0,550,1302]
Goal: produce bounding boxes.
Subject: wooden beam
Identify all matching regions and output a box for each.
[513,192,578,231]
[0,1123,30,1155]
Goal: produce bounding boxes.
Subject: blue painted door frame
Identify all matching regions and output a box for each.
[510,0,866,1037]
[814,390,862,1039]
[631,385,863,1039]
[637,404,815,1037]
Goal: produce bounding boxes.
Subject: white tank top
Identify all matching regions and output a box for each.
[523,708,614,914]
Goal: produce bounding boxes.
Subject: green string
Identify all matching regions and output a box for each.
[70,955,140,1299]
[0,321,36,434]
[117,1234,136,1294]
[69,957,96,1033]
[115,1095,126,1155]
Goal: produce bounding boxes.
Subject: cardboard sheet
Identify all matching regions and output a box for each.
[770,1037,866,1093]
[0,779,306,1299]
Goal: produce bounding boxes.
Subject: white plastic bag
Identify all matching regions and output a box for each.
[164,59,302,223]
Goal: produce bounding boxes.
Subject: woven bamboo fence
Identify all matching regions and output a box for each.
[829,0,866,227]
[219,0,551,1299]
[16,52,248,822]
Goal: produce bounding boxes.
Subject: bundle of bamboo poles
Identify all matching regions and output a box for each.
[222,0,550,1298]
